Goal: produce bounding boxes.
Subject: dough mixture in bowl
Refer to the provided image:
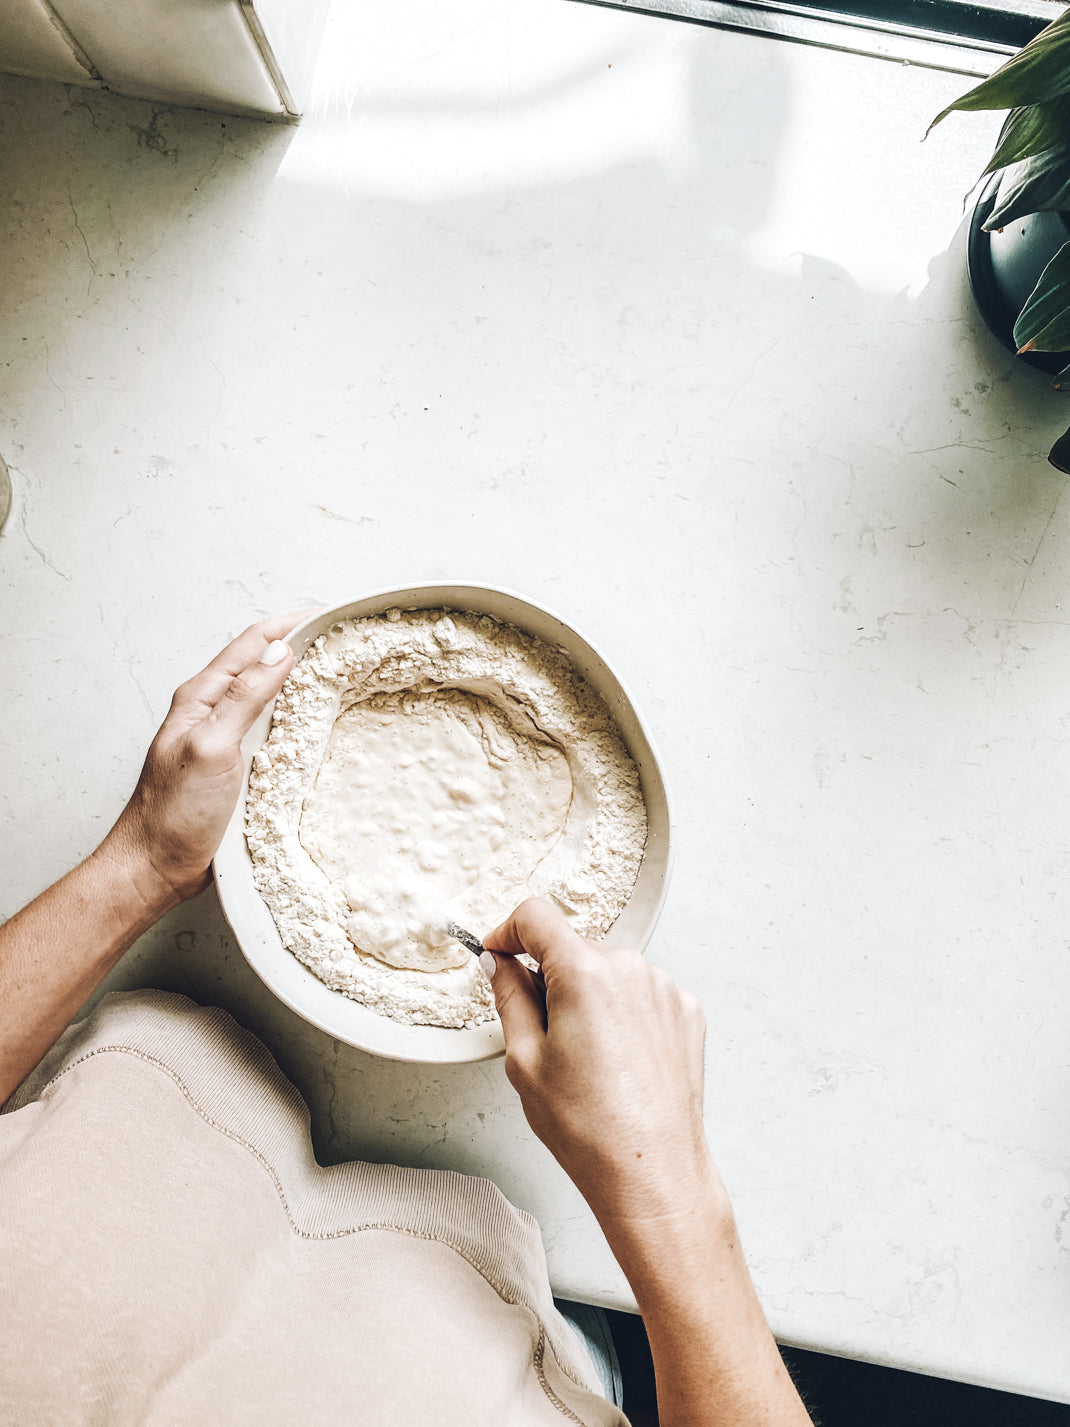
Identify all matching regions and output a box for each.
[245,609,648,1028]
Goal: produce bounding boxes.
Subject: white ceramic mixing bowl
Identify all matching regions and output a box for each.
[214,584,673,1063]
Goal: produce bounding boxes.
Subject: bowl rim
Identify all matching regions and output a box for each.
[213,581,674,1063]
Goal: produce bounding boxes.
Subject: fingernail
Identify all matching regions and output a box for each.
[479,950,497,980]
[258,640,289,666]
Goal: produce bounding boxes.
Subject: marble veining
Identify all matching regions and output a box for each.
[1,0,1069,1403]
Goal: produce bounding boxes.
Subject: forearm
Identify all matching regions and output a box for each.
[483,902,811,1421]
[0,835,177,1103]
[0,615,301,1106]
[597,1165,812,1427]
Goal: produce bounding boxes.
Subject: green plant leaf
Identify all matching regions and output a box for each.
[1048,420,1070,471]
[929,8,1070,130]
[1013,241,1070,350]
[986,96,1070,173]
[1051,360,1070,390]
[985,143,1070,227]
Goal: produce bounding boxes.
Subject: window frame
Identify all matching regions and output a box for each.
[571,0,1061,78]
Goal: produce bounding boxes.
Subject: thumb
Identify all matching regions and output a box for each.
[483,951,546,1055]
[483,897,590,976]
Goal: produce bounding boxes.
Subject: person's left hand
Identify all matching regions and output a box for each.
[101,612,315,904]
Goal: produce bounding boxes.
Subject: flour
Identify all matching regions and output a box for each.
[245,609,648,1028]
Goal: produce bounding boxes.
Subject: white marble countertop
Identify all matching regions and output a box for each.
[4,0,1070,1403]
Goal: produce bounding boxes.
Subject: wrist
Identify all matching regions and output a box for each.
[594,1151,730,1237]
[581,1139,725,1233]
[592,1153,738,1293]
[92,826,185,925]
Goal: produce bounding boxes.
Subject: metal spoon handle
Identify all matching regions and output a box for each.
[445,920,547,994]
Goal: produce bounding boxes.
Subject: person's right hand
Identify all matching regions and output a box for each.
[482,898,719,1229]
[485,900,816,1427]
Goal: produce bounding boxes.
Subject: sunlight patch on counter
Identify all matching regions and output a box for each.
[277,0,700,200]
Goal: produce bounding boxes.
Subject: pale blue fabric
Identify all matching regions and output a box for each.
[554,1299,625,1407]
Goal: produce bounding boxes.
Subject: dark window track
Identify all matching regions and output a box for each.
[570,0,1063,77]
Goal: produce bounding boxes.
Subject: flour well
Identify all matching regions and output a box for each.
[245,609,648,1028]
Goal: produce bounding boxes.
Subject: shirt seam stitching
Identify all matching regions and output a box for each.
[33,1043,598,1420]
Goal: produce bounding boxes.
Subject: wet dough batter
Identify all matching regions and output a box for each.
[299,689,573,971]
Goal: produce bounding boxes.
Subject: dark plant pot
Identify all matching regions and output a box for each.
[967,172,1070,376]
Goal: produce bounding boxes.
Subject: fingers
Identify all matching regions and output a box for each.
[484,951,547,1063]
[209,638,297,742]
[210,609,319,676]
[176,610,318,714]
[483,897,592,975]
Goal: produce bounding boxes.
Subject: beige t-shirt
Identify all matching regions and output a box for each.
[0,990,628,1426]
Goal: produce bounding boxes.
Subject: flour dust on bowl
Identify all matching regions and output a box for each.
[214,585,673,1063]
